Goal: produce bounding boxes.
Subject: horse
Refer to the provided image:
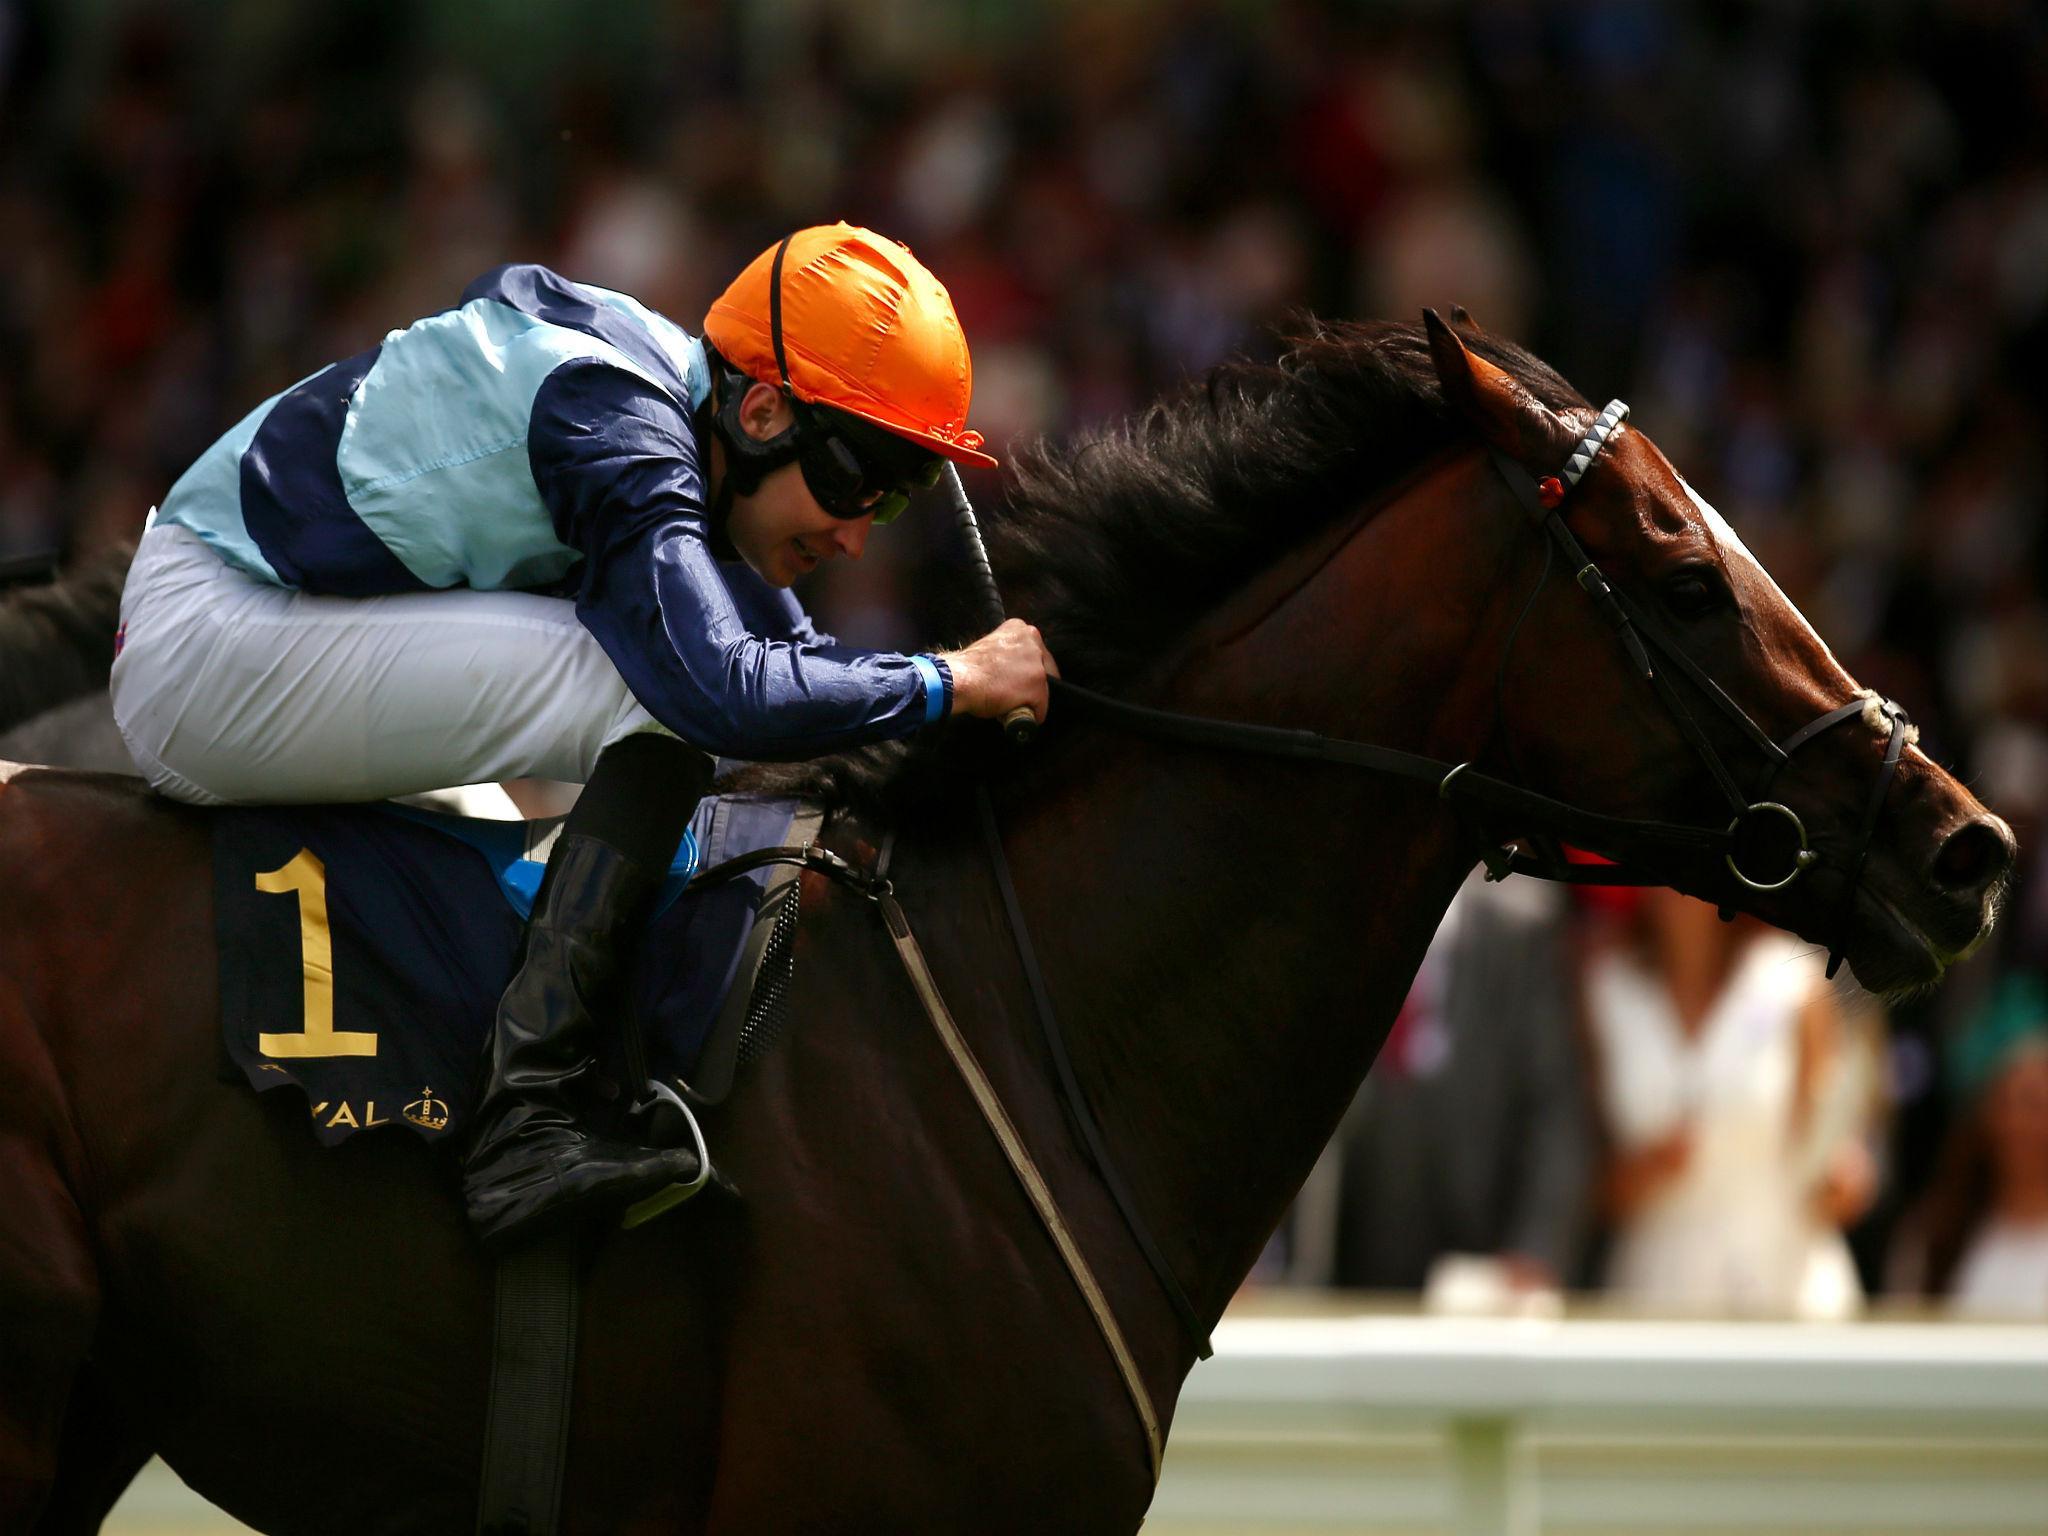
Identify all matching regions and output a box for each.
[0,312,2012,1534]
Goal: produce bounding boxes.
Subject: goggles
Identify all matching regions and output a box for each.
[705,234,947,526]
[791,400,943,524]
[767,231,944,524]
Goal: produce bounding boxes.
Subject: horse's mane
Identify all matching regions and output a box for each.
[736,318,1585,819]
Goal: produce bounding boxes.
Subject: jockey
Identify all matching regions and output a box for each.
[109,223,1057,1245]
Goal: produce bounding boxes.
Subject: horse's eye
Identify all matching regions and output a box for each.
[1662,568,1727,620]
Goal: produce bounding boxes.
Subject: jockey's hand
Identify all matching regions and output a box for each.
[939,619,1059,722]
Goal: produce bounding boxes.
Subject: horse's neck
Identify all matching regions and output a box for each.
[997,461,1516,1327]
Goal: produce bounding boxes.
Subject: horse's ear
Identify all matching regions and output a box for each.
[1449,304,1476,329]
[1423,307,1566,465]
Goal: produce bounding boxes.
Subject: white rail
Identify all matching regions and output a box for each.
[106,1308,2048,1535]
[1151,1308,2048,1536]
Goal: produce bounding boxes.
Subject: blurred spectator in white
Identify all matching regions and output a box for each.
[1279,872,1591,1306]
[1890,976,2048,1319]
[1585,889,1880,1318]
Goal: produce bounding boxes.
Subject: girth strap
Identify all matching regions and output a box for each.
[476,1232,581,1536]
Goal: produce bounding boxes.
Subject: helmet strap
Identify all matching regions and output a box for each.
[703,232,807,501]
[758,230,834,451]
[703,235,928,527]
[703,341,803,499]
[768,232,795,391]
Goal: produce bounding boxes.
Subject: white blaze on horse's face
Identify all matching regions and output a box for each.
[1675,472,1933,769]
[1676,473,1832,657]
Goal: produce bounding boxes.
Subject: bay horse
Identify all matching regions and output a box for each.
[0,313,2012,1533]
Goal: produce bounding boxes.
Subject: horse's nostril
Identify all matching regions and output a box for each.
[1931,818,2016,895]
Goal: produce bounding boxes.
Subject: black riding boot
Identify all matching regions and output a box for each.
[462,736,714,1247]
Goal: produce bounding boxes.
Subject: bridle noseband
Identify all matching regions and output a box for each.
[1483,400,1910,973]
[971,398,1914,1388]
[1053,398,1913,977]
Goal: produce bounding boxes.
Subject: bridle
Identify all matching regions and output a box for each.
[1050,398,1913,978]
[961,398,1914,1386]
[705,234,938,525]
[671,397,1919,1478]
[1481,400,1914,974]
[935,397,1918,1413]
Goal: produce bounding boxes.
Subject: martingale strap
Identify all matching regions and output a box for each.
[714,826,1167,1480]
[872,848,1166,1483]
[976,787,1213,1359]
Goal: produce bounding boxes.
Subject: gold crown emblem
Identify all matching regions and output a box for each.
[403,1087,450,1131]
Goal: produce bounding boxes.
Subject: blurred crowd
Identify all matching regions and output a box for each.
[1272,873,2048,1321]
[2,0,2043,1315]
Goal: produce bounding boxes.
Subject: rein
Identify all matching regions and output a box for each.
[934,404,1915,1417]
[1049,403,1910,975]
[683,828,1169,1480]
[684,404,1914,1482]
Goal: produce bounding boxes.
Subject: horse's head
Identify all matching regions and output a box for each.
[1427,310,2014,997]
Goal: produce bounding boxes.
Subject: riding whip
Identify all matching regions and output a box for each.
[941,463,1038,744]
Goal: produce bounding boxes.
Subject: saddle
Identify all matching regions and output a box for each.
[210,793,823,1146]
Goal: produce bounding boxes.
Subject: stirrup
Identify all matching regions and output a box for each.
[620,1078,712,1229]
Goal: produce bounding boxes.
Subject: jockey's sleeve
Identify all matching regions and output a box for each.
[717,558,839,648]
[529,362,950,760]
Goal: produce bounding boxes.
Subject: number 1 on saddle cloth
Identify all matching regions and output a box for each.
[211,793,812,1150]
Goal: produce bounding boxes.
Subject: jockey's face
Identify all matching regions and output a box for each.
[723,382,875,588]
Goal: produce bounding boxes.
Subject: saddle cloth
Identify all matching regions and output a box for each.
[212,794,818,1145]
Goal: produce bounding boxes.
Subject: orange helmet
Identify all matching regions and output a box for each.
[704,223,997,469]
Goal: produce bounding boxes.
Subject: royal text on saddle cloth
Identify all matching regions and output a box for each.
[110,264,952,803]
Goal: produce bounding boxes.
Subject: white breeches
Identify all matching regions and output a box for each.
[111,517,668,806]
